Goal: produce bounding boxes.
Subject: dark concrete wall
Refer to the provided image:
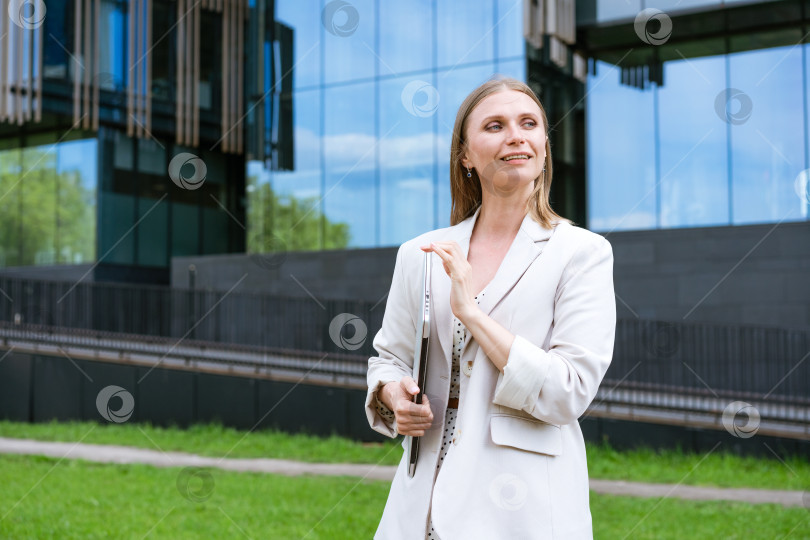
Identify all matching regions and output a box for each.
[0,263,95,283]
[172,220,810,330]
[172,247,400,304]
[1,350,806,456]
[606,220,810,330]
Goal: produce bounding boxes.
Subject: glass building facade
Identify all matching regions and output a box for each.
[248,0,527,250]
[0,0,806,278]
[583,1,810,231]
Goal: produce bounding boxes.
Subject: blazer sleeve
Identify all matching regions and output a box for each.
[365,244,417,438]
[492,235,616,425]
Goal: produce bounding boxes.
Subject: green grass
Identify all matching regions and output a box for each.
[1,419,808,491]
[0,454,807,540]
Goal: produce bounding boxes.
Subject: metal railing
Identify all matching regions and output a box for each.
[1,276,808,435]
[0,276,384,357]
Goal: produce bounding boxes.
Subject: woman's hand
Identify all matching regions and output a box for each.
[420,241,478,322]
[380,376,434,437]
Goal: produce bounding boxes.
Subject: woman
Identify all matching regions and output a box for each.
[365,77,616,540]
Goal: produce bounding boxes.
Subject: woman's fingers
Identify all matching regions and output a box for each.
[399,376,419,396]
[393,390,434,436]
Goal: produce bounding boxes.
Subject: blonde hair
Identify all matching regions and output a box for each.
[449,76,571,228]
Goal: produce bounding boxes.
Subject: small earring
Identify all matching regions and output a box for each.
[466,167,472,178]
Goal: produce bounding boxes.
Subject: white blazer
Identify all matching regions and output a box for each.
[365,206,616,540]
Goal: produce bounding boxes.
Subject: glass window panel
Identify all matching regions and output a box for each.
[658,55,728,228]
[276,0,322,89]
[138,138,166,175]
[378,0,433,75]
[114,131,134,170]
[495,59,525,85]
[42,1,73,81]
[323,0,375,84]
[586,60,656,231]
[199,11,222,111]
[261,89,323,251]
[596,0,641,24]
[57,139,97,265]
[100,192,136,264]
[152,0,175,101]
[379,76,437,245]
[171,202,199,256]
[323,83,374,247]
[98,0,127,91]
[644,0,722,13]
[804,44,810,221]
[496,0,524,60]
[729,43,806,225]
[435,64,498,230]
[0,148,22,267]
[21,146,57,266]
[437,0,494,69]
[202,208,229,255]
[137,199,168,266]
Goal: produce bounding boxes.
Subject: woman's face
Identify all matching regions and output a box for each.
[461,89,547,197]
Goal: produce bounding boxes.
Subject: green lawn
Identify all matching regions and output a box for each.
[0,454,807,539]
[1,420,807,491]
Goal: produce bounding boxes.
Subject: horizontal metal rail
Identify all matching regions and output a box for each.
[2,323,808,439]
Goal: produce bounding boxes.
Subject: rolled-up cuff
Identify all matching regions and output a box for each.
[492,335,552,411]
[365,379,399,438]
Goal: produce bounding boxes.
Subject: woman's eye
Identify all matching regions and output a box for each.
[524,121,537,128]
[486,124,501,131]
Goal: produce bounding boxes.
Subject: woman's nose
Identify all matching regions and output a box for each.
[504,123,524,144]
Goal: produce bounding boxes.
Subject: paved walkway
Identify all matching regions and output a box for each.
[0,437,805,508]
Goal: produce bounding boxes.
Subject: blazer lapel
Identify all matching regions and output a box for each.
[430,206,559,366]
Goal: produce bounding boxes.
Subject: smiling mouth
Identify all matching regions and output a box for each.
[502,154,531,161]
